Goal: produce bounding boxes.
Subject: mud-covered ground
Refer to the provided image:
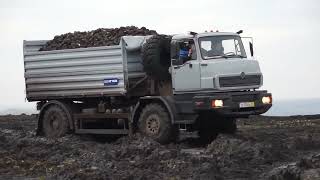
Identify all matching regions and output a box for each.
[1,114,320,180]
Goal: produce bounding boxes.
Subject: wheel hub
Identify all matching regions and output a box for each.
[50,115,60,130]
[146,115,160,135]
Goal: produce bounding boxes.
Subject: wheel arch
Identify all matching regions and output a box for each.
[131,96,177,127]
[37,100,74,135]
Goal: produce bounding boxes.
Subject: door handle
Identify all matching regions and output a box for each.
[201,63,208,66]
[174,66,180,69]
[189,64,192,68]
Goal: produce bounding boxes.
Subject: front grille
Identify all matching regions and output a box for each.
[219,75,261,88]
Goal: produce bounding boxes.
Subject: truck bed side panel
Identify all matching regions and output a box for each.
[23,41,126,101]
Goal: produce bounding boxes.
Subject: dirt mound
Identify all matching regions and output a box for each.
[40,26,157,51]
[207,134,275,164]
[205,134,293,179]
[265,154,320,180]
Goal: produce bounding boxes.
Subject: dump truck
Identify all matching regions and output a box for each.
[23,31,272,143]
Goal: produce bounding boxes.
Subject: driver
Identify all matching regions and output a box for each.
[179,42,191,63]
[207,40,224,57]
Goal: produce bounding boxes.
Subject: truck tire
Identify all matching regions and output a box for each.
[219,118,237,134]
[42,105,69,138]
[198,119,218,144]
[141,35,171,80]
[196,114,218,144]
[198,128,218,144]
[138,103,174,144]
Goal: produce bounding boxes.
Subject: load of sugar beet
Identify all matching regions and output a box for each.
[40,26,158,51]
[40,26,171,81]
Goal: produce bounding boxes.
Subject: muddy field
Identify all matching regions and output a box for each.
[1,114,320,180]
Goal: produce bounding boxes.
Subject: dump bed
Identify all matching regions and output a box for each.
[23,36,147,101]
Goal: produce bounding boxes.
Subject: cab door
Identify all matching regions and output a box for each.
[171,40,201,92]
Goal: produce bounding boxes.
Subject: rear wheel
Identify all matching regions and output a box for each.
[138,103,174,144]
[42,105,69,138]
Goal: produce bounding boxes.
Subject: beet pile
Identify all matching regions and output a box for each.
[40,26,157,51]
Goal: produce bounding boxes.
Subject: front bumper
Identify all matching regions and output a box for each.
[193,90,272,117]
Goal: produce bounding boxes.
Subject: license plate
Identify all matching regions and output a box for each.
[239,102,255,108]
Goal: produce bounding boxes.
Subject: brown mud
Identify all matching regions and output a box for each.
[1,114,320,180]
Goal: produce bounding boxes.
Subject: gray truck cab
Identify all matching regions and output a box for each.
[169,32,271,117]
[171,32,260,92]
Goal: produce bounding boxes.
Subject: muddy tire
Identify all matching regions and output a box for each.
[138,103,174,144]
[219,118,237,134]
[42,105,69,138]
[141,35,171,80]
[196,113,219,144]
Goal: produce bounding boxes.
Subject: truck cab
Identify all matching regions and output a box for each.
[169,32,272,117]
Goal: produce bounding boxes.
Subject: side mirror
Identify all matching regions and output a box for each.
[171,40,184,66]
[249,42,254,57]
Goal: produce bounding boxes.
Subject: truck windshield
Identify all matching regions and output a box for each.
[199,35,247,60]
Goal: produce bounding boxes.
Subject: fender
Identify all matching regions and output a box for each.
[132,96,178,124]
[131,101,141,124]
[37,100,74,135]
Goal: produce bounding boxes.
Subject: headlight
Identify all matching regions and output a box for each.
[262,96,272,104]
[211,100,223,108]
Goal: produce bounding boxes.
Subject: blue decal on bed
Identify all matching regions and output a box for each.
[104,78,119,86]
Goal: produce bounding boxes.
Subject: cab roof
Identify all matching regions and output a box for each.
[172,32,239,40]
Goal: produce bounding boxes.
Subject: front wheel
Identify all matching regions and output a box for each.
[198,128,218,144]
[219,118,237,134]
[138,103,175,144]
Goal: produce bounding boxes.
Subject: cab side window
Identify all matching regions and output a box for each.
[177,40,197,64]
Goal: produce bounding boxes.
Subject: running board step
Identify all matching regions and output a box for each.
[75,129,129,135]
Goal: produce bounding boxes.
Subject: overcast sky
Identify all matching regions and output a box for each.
[0,0,319,113]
